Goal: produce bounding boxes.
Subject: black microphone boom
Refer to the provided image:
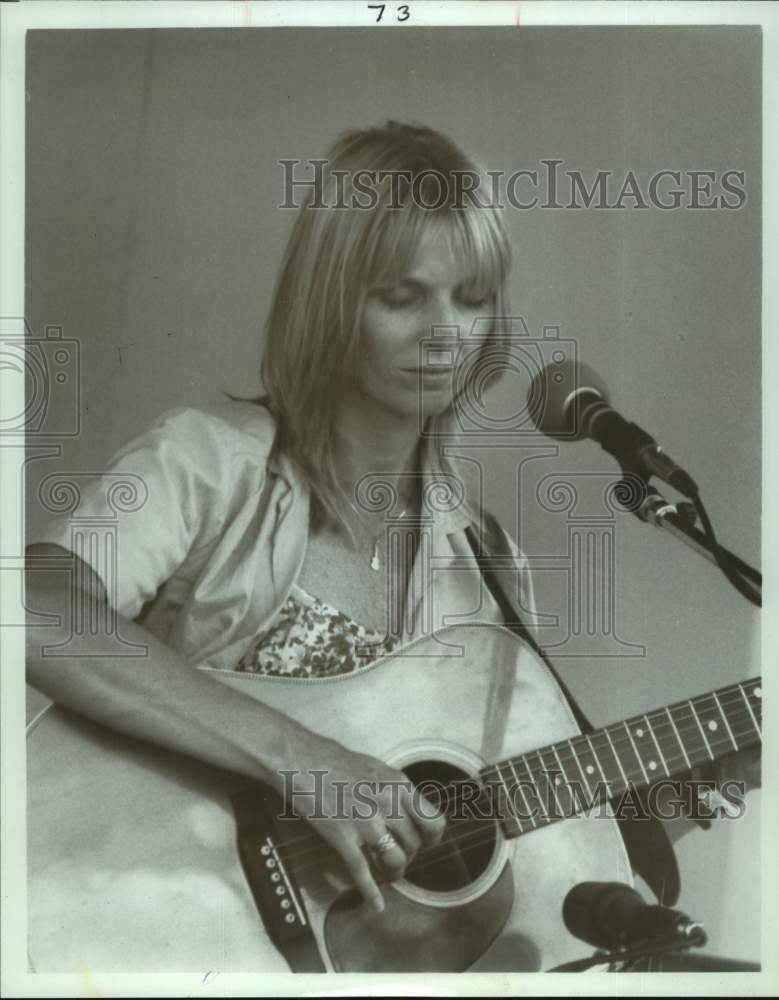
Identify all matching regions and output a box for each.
[528,360,698,496]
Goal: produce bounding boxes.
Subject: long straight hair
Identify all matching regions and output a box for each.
[259,121,513,531]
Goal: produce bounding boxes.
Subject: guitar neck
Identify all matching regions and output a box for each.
[479,677,762,838]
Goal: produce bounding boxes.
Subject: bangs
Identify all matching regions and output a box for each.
[361,200,511,297]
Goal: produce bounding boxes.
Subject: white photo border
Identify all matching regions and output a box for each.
[1,2,776,997]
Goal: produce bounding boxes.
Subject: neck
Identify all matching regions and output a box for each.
[332,396,424,507]
[478,675,762,840]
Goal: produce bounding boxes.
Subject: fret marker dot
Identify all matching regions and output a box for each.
[554,775,562,785]
[586,765,595,775]
[707,720,718,732]
[636,728,644,738]
[755,687,762,699]
[648,761,657,771]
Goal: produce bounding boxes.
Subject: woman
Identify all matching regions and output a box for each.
[26,122,759,967]
[26,121,529,916]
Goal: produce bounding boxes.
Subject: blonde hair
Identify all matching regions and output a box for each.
[259,121,513,531]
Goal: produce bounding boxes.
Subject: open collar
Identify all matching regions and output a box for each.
[418,432,481,536]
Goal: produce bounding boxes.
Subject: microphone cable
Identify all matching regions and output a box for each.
[689,490,761,608]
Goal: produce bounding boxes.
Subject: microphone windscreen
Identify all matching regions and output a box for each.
[527,359,608,440]
[563,881,644,949]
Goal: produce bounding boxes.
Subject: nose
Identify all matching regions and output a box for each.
[415,298,469,374]
[424,294,468,338]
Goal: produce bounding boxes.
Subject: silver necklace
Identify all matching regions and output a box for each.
[348,502,410,571]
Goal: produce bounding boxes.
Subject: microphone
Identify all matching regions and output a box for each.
[563,881,707,951]
[527,359,698,496]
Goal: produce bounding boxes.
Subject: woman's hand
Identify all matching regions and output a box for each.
[273,730,447,912]
[686,746,761,821]
[692,746,761,793]
[713,746,761,792]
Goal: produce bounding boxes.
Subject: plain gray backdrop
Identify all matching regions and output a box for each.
[25,26,761,962]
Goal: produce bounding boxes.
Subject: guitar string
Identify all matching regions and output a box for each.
[266,718,760,917]
[481,682,761,785]
[256,697,760,873]
[269,723,761,919]
[262,715,760,870]
[252,712,760,890]
[246,685,760,864]
[481,685,762,785]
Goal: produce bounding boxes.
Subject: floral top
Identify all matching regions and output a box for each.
[235,583,402,678]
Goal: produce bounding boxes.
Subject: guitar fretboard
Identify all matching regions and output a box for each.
[477,677,762,838]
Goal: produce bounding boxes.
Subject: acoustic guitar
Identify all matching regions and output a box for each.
[26,624,761,973]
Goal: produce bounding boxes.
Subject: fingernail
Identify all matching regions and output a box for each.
[373,896,385,913]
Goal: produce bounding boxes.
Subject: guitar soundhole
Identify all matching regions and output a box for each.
[401,760,496,893]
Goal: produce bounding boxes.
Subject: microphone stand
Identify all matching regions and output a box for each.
[549,923,708,972]
[613,479,762,596]
[549,476,760,977]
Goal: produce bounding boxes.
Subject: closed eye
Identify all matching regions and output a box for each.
[458,289,495,310]
[374,282,424,309]
[372,282,495,311]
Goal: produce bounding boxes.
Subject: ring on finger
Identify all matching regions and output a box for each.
[371,831,400,856]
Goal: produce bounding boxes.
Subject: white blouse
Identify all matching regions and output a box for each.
[30,401,536,673]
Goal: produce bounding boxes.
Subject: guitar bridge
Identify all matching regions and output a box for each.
[232,786,326,972]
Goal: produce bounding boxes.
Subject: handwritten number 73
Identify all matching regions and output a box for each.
[368,4,411,22]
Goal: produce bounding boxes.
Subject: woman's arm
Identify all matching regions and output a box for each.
[25,544,445,910]
[26,544,309,786]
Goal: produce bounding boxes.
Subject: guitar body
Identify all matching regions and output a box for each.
[27,624,632,973]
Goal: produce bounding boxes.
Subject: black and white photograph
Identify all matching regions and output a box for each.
[1,1,776,994]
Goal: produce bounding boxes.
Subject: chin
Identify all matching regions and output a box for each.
[365,397,444,426]
[360,378,456,424]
